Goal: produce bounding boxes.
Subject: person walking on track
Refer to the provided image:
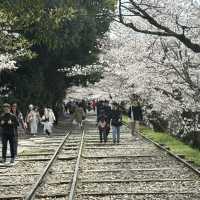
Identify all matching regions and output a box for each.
[41,107,55,135]
[128,99,143,136]
[110,102,122,144]
[26,104,40,136]
[98,114,109,143]
[0,103,19,164]
[72,103,86,127]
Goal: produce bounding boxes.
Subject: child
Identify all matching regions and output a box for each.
[98,115,108,143]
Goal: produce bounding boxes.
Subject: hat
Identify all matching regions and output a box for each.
[29,104,34,109]
[3,103,10,108]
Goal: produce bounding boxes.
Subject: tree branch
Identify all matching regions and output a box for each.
[118,0,200,53]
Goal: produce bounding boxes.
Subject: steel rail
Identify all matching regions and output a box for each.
[80,191,200,196]
[123,122,200,176]
[24,130,71,200]
[68,127,85,200]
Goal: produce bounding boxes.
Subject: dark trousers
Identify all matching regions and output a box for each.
[106,125,110,136]
[99,130,107,142]
[14,130,18,157]
[1,134,15,159]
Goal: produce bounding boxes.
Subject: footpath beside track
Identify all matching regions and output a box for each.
[0,112,200,199]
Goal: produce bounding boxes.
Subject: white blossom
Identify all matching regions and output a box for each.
[0,54,17,71]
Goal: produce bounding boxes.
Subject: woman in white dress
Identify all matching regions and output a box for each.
[26,105,40,136]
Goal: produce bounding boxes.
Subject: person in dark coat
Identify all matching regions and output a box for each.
[128,101,143,135]
[0,103,19,163]
[110,102,122,144]
[96,101,104,119]
[103,101,111,136]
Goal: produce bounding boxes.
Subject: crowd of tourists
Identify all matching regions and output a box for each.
[0,103,56,164]
[64,99,97,126]
[0,98,143,164]
[96,100,122,144]
[96,99,143,144]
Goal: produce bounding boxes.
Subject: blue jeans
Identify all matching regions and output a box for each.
[112,126,120,143]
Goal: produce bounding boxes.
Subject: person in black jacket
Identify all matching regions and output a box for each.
[96,100,104,119]
[0,103,19,163]
[104,101,112,136]
[128,101,143,135]
[110,102,122,144]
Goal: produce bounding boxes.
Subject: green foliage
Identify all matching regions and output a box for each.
[0,0,115,49]
[0,0,116,111]
[122,115,129,123]
[141,126,200,166]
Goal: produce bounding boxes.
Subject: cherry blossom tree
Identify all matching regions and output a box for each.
[92,19,200,143]
[65,1,200,145]
[0,54,16,71]
[117,0,200,53]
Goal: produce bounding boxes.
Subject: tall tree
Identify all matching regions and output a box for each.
[0,0,116,110]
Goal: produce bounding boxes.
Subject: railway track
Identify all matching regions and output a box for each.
[0,112,200,199]
[0,121,82,199]
[74,114,200,200]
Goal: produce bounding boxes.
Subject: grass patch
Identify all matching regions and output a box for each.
[140,126,200,166]
[20,149,52,155]
[122,115,129,124]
